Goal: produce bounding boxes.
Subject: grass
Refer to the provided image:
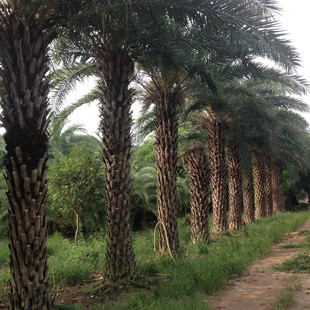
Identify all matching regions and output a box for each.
[48,232,106,287]
[276,251,310,273]
[298,230,310,236]
[0,211,309,309]
[277,226,310,274]
[274,275,302,310]
[0,240,9,267]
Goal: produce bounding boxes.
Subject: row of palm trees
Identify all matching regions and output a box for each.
[0,0,309,308]
[137,56,310,245]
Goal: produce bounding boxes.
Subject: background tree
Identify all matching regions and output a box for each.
[48,145,105,242]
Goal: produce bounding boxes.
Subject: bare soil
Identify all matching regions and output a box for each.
[209,219,310,310]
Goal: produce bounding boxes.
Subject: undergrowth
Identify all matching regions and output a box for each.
[0,211,309,309]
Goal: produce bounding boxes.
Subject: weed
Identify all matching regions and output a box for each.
[274,275,301,310]
[298,230,310,236]
[280,243,299,249]
[276,251,310,273]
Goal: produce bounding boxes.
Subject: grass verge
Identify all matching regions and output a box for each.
[0,211,309,309]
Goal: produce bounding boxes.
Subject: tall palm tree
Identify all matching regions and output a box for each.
[226,141,243,231]
[183,143,210,244]
[251,150,267,218]
[55,0,301,258]
[264,155,273,216]
[271,160,285,213]
[0,0,68,307]
[242,173,255,224]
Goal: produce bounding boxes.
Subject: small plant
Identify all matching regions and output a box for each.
[298,230,310,236]
[280,243,299,249]
[276,251,310,273]
[274,276,301,310]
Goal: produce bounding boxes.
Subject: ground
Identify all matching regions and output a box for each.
[1,219,310,309]
[209,219,310,310]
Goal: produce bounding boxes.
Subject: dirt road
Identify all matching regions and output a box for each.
[210,219,310,310]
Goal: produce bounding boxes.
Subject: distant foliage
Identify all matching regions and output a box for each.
[48,145,105,237]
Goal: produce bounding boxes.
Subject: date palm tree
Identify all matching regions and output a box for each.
[227,141,243,231]
[183,143,210,244]
[54,0,300,256]
[0,0,72,307]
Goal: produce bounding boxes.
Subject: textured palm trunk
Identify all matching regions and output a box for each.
[264,156,273,217]
[206,116,228,235]
[0,6,55,309]
[251,151,266,219]
[227,142,243,231]
[183,143,210,244]
[154,82,180,253]
[242,175,255,224]
[98,45,135,280]
[271,161,285,213]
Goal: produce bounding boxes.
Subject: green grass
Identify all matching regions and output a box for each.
[0,240,9,267]
[0,211,309,309]
[48,232,106,287]
[280,242,310,249]
[298,230,310,236]
[276,251,310,273]
[274,275,301,310]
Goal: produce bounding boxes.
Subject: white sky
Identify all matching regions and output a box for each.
[66,0,310,135]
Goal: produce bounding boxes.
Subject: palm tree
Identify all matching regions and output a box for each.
[227,141,243,231]
[264,155,273,216]
[183,143,210,244]
[54,0,301,259]
[49,116,101,158]
[242,173,255,224]
[0,0,67,307]
[271,160,285,213]
[251,150,267,218]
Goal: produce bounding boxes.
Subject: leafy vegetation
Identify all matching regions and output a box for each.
[1,212,308,309]
[48,145,105,240]
[0,0,310,307]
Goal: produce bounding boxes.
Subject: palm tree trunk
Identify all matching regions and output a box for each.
[206,116,228,235]
[0,6,55,309]
[98,45,135,280]
[154,82,180,253]
[251,150,266,219]
[271,161,285,213]
[227,142,243,231]
[242,175,255,224]
[264,156,273,217]
[183,143,210,244]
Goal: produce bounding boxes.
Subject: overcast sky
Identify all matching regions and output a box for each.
[66,0,310,135]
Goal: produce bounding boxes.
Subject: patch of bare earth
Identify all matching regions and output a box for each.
[209,219,310,310]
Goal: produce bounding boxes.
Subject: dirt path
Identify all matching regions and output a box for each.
[209,219,310,310]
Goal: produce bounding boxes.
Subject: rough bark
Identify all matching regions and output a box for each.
[251,150,266,219]
[242,175,255,224]
[264,156,273,217]
[271,161,285,213]
[183,143,210,244]
[0,5,55,309]
[206,115,228,235]
[98,45,135,280]
[227,142,243,231]
[154,81,180,253]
